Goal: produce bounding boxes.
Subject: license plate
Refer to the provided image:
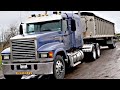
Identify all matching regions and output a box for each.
[20,64,28,69]
[16,72,32,75]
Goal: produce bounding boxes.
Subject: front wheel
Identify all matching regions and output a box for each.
[53,55,65,79]
[4,75,22,79]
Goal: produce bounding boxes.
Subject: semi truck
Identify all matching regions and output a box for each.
[1,11,116,79]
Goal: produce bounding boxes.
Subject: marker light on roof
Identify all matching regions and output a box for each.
[38,14,41,17]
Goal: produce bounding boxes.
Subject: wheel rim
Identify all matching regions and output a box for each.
[55,60,65,78]
[93,48,96,59]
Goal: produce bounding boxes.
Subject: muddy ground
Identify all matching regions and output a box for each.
[65,42,120,79]
[1,42,120,79]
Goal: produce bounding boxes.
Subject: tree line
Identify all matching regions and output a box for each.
[0,24,19,50]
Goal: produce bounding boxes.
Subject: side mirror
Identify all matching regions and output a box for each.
[71,19,76,31]
[19,24,23,35]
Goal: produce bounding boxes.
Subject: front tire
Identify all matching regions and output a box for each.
[53,55,65,79]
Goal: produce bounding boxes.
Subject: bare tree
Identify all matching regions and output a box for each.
[2,24,19,49]
[1,30,4,42]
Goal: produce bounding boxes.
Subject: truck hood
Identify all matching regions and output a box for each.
[10,31,62,41]
[10,31,63,49]
[1,31,64,55]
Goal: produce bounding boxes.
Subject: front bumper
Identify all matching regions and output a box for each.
[2,62,53,75]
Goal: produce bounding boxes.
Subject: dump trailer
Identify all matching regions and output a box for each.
[1,11,116,79]
[80,12,116,49]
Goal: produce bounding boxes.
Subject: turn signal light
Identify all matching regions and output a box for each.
[48,52,53,58]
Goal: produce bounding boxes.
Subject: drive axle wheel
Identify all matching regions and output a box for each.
[96,43,101,58]
[92,46,97,60]
[89,45,97,61]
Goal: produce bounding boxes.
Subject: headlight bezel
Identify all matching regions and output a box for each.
[38,51,53,58]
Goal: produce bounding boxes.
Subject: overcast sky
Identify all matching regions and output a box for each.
[0,11,120,39]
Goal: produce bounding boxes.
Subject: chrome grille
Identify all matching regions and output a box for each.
[11,39,36,60]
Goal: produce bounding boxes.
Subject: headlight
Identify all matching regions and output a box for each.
[2,55,10,60]
[40,53,48,58]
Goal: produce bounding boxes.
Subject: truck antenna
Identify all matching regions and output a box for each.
[72,11,75,19]
[78,11,81,16]
[45,11,47,15]
[72,11,73,15]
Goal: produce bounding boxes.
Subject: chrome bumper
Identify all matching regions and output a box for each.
[2,62,53,75]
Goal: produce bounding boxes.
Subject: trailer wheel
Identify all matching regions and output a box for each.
[96,43,101,58]
[108,42,116,49]
[53,55,65,79]
[4,75,22,79]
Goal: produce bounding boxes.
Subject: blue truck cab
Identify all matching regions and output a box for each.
[1,12,84,79]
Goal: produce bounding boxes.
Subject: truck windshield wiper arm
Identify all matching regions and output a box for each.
[42,29,52,31]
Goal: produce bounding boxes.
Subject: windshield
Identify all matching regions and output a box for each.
[26,20,61,34]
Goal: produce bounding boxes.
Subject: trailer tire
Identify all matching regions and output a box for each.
[53,55,65,79]
[4,75,22,79]
[108,42,116,49]
[96,43,101,58]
